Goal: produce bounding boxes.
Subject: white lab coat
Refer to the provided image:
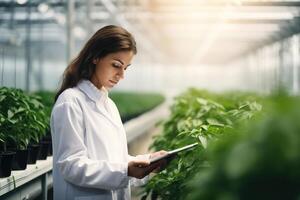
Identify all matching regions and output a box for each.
[51,80,149,200]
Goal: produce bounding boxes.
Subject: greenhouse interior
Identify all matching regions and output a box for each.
[0,0,300,200]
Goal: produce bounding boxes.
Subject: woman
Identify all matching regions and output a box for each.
[51,25,168,200]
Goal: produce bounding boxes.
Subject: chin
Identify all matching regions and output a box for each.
[105,85,114,89]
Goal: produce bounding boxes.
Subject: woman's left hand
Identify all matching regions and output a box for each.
[149,150,173,173]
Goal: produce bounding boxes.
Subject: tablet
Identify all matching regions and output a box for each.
[149,142,198,164]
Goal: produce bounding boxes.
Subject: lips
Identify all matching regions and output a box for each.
[109,80,118,84]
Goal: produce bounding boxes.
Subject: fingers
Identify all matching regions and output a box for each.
[148,150,175,173]
[128,160,150,179]
[133,160,150,168]
[136,163,159,179]
[158,150,168,155]
[152,164,162,173]
[150,150,168,159]
[145,162,161,174]
[147,159,167,173]
[128,159,163,179]
[129,150,175,178]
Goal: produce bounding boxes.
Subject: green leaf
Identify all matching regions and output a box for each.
[207,118,224,127]
[200,125,208,131]
[7,110,14,119]
[198,135,208,149]
[196,98,207,105]
[0,95,5,102]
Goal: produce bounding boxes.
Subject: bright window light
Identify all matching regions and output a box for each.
[16,0,27,5]
[55,13,66,25]
[38,3,49,14]
[74,26,87,39]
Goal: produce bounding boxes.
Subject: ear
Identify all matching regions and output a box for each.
[93,58,99,65]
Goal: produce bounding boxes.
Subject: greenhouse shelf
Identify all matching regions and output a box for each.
[0,157,52,200]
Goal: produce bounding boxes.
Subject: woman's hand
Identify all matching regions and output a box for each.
[128,160,161,179]
[128,150,175,179]
[149,150,174,173]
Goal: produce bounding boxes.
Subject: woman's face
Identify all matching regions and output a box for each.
[91,50,134,89]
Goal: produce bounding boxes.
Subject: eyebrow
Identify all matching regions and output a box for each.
[113,59,131,67]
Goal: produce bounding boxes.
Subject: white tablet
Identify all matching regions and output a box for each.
[149,142,198,164]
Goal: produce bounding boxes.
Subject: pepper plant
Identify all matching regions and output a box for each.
[187,94,300,200]
[0,87,48,150]
[142,89,263,200]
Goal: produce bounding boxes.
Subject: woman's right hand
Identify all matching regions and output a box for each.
[127,160,161,179]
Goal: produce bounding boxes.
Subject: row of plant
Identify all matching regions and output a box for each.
[0,87,50,178]
[35,90,165,122]
[110,92,165,122]
[187,94,300,200]
[142,89,300,199]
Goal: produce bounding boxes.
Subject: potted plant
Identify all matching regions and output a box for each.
[0,87,48,170]
[25,93,49,164]
[26,94,49,163]
[0,111,16,178]
[34,91,54,158]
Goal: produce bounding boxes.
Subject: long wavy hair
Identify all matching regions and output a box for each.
[55,25,137,101]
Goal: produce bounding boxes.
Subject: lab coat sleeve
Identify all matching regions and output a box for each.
[51,102,130,190]
[127,154,150,187]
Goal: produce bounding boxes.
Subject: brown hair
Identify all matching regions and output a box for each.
[55,25,137,101]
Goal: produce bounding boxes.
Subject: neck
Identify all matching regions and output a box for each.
[90,75,102,90]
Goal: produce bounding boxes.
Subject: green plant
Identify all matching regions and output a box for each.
[187,94,300,200]
[142,89,262,200]
[33,91,55,120]
[0,87,48,150]
[110,91,165,121]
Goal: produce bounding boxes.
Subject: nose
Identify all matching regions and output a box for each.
[118,68,125,79]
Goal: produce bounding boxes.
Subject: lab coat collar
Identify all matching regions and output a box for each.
[77,80,121,128]
[77,80,108,103]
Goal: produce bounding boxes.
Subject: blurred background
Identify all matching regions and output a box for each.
[1,1,300,200]
[0,0,299,96]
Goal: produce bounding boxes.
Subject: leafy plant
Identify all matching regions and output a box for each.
[142,88,263,200]
[110,91,165,122]
[34,91,55,123]
[0,87,48,150]
[187,94,300,200]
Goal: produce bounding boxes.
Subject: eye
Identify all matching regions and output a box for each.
[112,63,122,68]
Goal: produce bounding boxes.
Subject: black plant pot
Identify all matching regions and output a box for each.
[0,151,16,178]
[48,141,52,156]
[37,141,50,160]
[0,142,5,152]
[42,134,52,156]
[27,144,40,164]
[12,149,29,170]
[44,136,52,156]
[43,134,52,142]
